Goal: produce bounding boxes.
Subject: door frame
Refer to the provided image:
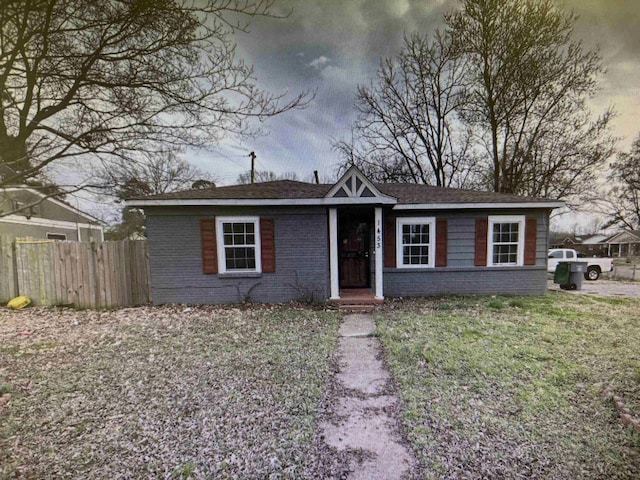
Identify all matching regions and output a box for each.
[337,209,371,289]
[329,207,383,300]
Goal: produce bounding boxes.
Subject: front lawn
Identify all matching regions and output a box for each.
[0,305,340,479]
[377,293,640,479]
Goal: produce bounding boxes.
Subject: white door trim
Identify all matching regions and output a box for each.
[374,208,384,299]
[329,208,340,299]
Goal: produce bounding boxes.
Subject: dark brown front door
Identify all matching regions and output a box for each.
[338,212,370,288]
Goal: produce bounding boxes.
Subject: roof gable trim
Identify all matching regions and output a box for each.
[126,198,562,209]
[325,166,396,202]
[394,201,564,210]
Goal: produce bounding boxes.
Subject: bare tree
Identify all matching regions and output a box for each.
[602,135,640,229]
[99,149,214,197]
[334,32,475,187]
[0,0,309,190]
[236,169,298,184]
[446,0,616,198]
[98,149,214,239]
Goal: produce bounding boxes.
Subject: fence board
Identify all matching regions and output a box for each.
[0,235,17,302]
[2,235,151,308]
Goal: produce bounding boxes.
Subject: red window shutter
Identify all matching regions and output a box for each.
[435,219,448,267]
[260,217,276,273]
[524,217,537,265]
[200,218,218,274]
[384,216,396,268]
[475,218,488,266]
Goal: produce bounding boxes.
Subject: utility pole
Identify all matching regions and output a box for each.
[249,151,256,184]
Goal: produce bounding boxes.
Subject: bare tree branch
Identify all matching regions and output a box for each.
[333,31,475,188]
[446,0,616,199]
[0,0,311,200]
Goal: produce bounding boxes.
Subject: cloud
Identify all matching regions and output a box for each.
[202,0,640,184]
[308,55,330,69]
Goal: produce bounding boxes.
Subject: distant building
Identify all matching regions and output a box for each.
[578,234,612,257]
[607,230,640,257]
[0,187,104,241]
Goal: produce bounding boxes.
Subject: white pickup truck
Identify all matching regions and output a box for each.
[547,249,613,281]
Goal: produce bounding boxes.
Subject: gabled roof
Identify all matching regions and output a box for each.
[0,186,102,223]
[607,230,640,243]
[325,166,395,201]
[127,168,563,209]
[581,234,612,244]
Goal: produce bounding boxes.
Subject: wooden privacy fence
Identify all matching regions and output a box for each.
[0,236,151,308]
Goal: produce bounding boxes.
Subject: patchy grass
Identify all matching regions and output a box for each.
[378,294,640,479]
[0,305,340,479]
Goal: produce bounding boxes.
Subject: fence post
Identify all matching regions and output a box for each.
[0,235,18,302]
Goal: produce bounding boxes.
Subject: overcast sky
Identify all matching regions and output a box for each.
[188,0,640,188]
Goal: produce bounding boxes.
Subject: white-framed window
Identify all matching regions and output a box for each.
[216,216,262,273]
[487,215,525,266]
[396,217,436,268]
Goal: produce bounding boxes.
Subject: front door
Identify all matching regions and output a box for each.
[338,212,370,288]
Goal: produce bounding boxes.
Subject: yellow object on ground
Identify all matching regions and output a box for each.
[7,296,31,310]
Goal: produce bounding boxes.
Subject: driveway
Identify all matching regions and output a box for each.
[547,278,640,298]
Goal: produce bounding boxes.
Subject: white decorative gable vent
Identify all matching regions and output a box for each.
[325,166,394,201]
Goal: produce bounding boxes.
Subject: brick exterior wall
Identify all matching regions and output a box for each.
[145,206,330,304]
[144,206,551,304]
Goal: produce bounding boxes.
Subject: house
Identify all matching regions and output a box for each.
[580,234,612,257]
[607,230,640,257]
[127,167,563,305]
[550,233,580,249]
[0,187,104,241]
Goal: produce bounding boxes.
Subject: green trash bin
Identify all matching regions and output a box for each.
[554,262,570,285]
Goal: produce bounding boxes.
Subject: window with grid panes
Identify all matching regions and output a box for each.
[216,217,261,273]
[488,216,525,266]
[396,217,435,268]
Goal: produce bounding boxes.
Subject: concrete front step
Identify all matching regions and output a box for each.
[338,304,376,313]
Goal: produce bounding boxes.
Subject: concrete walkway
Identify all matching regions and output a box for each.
[319,313,416,479]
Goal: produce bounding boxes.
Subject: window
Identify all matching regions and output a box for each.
[488,216,525,266]
[47,233,67,241]
[216,217,261,273]
[548,251,563,259]
[566,250,575,258]
[396,217,435,268]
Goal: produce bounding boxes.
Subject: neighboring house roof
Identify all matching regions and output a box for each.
[607,230,640,244]
[0,187,104,235]
[1,186,102,223]
[128,167,563,210]
[581,234,612,244]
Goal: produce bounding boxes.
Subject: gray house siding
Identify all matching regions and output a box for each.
[384,209,549,296]
[0,188,103,241]
[146,207,330,304]
[0,189,96,224]
[144,205,551,304]
[383,267,547,296]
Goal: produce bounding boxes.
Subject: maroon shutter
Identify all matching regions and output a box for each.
[524,217,537,265]
[200,218,218,274]
[475,218,488,266]
[260,218,276,273]
[384,216,396,268]
[435,219,448,267]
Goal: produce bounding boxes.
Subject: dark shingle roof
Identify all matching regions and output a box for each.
[375,183,550,204]
[130,180,331,201]
[129,179,557,205]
